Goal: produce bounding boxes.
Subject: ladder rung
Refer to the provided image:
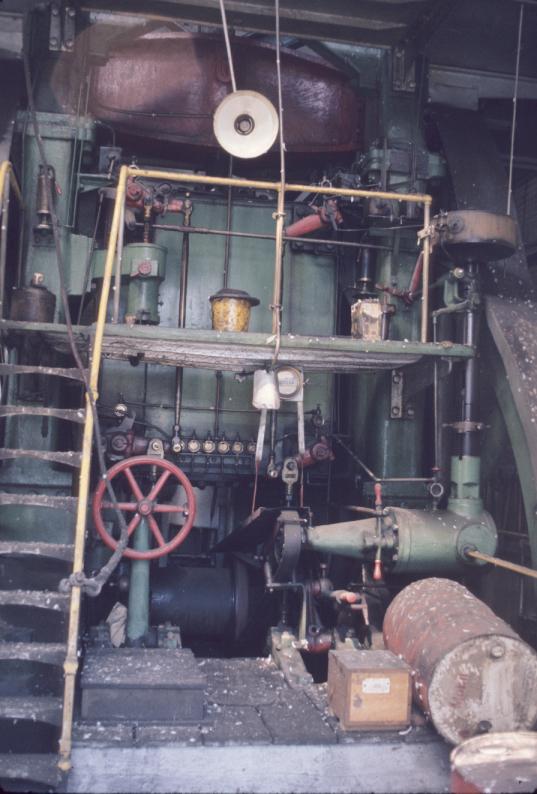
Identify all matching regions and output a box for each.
[0,448,82,467]
[0,590,70,611]
[0,695,63,725]
[0,493,77,511]
[0,405,86,423]
[0,540,74,562]
[0,642,66,664]
[0,363,87,382]
[0,754,61,789]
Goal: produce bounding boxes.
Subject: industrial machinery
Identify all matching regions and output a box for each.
[1,1,537,792]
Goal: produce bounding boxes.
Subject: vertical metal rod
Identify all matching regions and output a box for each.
[174,201,192,428]
[127,518,151,643]
[271,0,286,361]
[218,0,237,93]
[0,175,10,320]
[112,199,125,324]
[507,2,524,215]
[0,163,24,298]
[215,157,234,435]
[420,201,431,343]
[432,316,439,475]
[223,157,233,288]
[462,266,479,457]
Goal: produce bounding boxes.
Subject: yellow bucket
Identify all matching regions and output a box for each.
[209,288,259,332]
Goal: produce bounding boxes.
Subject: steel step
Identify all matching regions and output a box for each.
[0,641,65,664]
[0,492,78,511]
[0,589,70,642]
[0,540,74,562]
[0,590,70,610]
[0,362,87,382]
[0,404,85,423]
[0,448,82,467]
[0,695,63,725]
[0,753,62,791]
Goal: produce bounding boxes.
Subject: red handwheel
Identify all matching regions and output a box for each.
[93,456,196,560]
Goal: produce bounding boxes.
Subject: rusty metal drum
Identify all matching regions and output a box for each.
[10,276,56,323]
[450,731,537,793]
[383,578,537,744]
[436,210,517,262]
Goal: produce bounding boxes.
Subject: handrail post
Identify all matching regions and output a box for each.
[58,165,128,773]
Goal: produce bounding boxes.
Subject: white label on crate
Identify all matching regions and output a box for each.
[362,677,391,694]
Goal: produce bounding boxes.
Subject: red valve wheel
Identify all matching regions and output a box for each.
[92,456,196,560]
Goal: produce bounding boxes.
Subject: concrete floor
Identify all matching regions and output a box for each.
[68,657,451,793]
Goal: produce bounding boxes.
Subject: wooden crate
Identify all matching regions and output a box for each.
[327,649,411,731]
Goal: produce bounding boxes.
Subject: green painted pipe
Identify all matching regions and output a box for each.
[127,518,151,644]
[306,507,497,575]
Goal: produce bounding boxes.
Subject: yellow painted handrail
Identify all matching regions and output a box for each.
[0,160,23,207]
[0,162,24,321]
[57,164,433,772]
[58,166,128,772]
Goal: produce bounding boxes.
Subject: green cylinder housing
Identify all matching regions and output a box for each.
[124,243,167,325]
[305,507,497,575]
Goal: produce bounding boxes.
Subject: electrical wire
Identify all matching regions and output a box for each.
[22,15,130,596]
[272,0,286,365]
[218,0,237,93]
[507,2,524,215]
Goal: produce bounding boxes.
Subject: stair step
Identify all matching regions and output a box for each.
[0,492,77,511]
[0,448,82,467]
[0,590,70,610]
[0,590,70,643]
[0,362,87,382]
[0,753,61,791]
[0,405,85,423]
[0,641,65,664]
[0,695,63,725]
[0,540,74,562]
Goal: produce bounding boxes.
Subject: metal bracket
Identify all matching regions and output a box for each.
[390,369,415,420]
[392,47,416,93]
[49,3,76,53]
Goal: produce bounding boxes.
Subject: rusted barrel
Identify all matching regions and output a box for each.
[451,732,537,793]
[383,578,537,744]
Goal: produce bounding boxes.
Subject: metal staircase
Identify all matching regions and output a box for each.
[0,160,111,790]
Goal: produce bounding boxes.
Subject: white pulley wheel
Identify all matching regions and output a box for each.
[213,90,279,159]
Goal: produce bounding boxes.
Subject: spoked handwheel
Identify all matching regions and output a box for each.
[92,456,196,560]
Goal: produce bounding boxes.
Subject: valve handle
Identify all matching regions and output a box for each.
[92,456,196,560]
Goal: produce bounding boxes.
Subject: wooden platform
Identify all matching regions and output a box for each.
[0,320,473,374]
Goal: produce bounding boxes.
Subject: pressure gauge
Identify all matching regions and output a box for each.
[217,436,231,454]
[276,366,303,401]
[187,436,201,454]
[231,438,244,455]
[202,436,216,454]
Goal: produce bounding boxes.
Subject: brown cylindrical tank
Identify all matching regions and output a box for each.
[383,578,537,745]
[10,274,56,323]
[450,732,537,793]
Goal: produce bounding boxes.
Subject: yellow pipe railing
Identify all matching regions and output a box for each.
[0,160,24,207]
[123,167,433,341]
[57,164,433,772]
[58,166,128,772]
[0,162,24,320]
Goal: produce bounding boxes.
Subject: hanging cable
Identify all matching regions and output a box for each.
[507,2,524,215]
[218,0,237,93]
[271,0,286,365]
